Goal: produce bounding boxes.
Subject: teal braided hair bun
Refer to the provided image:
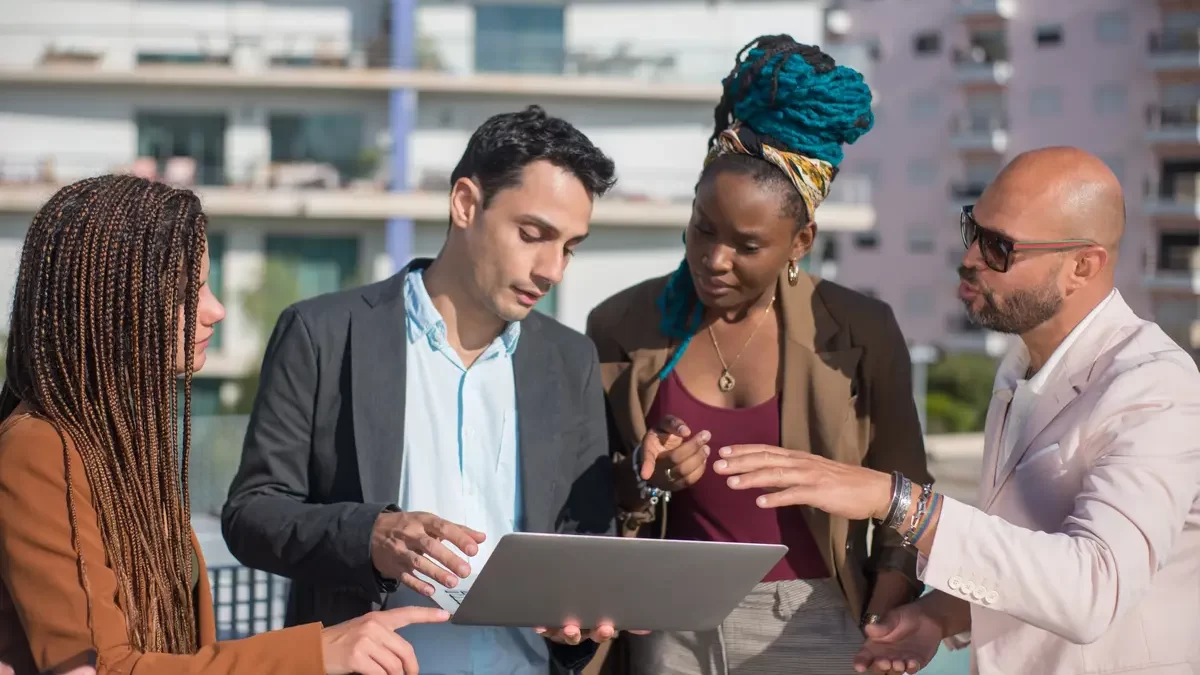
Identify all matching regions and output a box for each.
[655,36,874,376]
[715,34,874,167]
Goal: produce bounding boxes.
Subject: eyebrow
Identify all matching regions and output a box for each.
[518,214,588,244]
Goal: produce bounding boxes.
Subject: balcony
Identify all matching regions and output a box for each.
[952,48,1011,87]
[1146,103,1200,148]
[1148,31,1200,73]
[1144,175,1200,220]
[0,152,877,231]
[954,0,1017,21]
[950,114,1009,153]
[1144,240,1200,293]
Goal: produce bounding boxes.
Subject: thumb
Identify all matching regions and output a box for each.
[640,445,658,481]
[863,610,904,640]
[381,606,451,630]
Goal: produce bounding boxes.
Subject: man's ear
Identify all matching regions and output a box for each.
[1068,246,1109,290]
[449,177,482,231]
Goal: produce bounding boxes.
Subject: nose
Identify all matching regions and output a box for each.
[703,244,735,274]
[200,287,226,327]
[532,248,567,289]
[962,237,985,270]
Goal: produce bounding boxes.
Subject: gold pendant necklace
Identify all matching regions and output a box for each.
[708,293,775,392]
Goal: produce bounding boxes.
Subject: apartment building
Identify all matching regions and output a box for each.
[826,0,1194,358]
[0,0,877,415]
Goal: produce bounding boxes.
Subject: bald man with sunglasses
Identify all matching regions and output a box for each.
[709,147,1200,674]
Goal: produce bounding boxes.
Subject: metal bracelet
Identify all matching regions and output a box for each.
[886,474,913,531]
[902,483,934,546]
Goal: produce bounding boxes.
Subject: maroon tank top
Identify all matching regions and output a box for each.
[648,371,829,582]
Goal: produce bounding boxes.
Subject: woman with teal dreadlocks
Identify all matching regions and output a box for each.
[586,35,933,674]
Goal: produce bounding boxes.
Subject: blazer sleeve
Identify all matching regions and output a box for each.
[920,359,1200,644]
[547,342,616,673]
[0,422,325,675]
[221,306,393,599]
[863,306,933,594]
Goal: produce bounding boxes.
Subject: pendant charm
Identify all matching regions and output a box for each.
[718,370,736,392]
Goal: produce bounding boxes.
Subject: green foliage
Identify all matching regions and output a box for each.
[924,353,997,434]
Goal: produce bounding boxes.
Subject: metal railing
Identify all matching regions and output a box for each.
[0,152,387,192]
[1146,103,1200,129]
[207,565,291,640]
[950,113,1009,134]
[1149,31,1200,55]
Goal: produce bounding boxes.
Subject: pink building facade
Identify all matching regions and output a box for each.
[823,0,1199,360]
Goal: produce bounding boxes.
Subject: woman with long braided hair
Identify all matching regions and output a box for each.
[586,35,933,674]
[0,175,447,675]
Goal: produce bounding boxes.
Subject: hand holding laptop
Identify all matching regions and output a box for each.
[533,622,651,645]
[370,510,487,596]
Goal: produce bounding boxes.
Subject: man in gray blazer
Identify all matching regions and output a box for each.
[222,105,618,675]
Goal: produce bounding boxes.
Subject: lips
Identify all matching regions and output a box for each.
[694,276,734,295]
[958,280,979,301]
[514,288,543,308]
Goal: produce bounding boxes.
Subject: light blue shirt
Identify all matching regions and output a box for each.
[392,269,549,675]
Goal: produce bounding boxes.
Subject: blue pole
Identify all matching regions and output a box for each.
[386,0,417,272]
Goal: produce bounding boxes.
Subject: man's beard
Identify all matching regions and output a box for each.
[959,266,1063,334]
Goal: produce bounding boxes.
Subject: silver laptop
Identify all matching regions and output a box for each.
[449,532,786,632]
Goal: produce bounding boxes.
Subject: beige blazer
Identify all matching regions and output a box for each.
[921,292,1200,675]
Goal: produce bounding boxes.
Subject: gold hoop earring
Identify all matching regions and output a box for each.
[787,259,800,286]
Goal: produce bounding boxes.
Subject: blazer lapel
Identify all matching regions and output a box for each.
[777,271,860,575]
[350,267,413,504]
[986,293,1131,507]
[978,387,1013,510]
[514,316,569,533]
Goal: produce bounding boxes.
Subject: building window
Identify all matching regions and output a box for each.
[135,112,228,186]
[206,233,226,350]
[263,236,361,304]
[1095,11,1129,43]
[1035,24,1064,48]
[908,93,940,122]
[475,5,565,75]
[904,287,935,315]
[854,231,880,250]
[907,226,936,254]
[269,113,367,185]
[906,158,937,186]
[913,32,941,56]
[1030,87,1063,117]
[1092,83,1128,117]
[865,36,883,62]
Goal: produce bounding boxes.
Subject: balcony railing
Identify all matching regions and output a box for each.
[950,113,1009,152]
[0,152,387,192]
[0,23,875,89]
[1149,31,1200,56]
[1146,103,1200,144]
[954,0,1017,20]
[951,47,1012,85]
[0,23,391,71]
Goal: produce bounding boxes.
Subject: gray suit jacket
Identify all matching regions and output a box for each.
[221,259,616,673]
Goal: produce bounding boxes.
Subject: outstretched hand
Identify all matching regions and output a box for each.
[711,444,893,521]
[533,621,650,645]
[854,604,942,673]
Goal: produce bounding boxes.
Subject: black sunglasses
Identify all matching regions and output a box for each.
[960,205,1098,273]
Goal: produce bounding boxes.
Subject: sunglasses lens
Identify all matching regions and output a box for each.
[979,229,1009,271]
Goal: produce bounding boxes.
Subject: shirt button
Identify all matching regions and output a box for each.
[984,590,999,605]
[960,580,976,596]
[948,575,962,591]
[972,586,987,601]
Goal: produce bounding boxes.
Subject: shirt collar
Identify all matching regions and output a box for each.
[993,289,1116,394]
[403,269,521,355]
